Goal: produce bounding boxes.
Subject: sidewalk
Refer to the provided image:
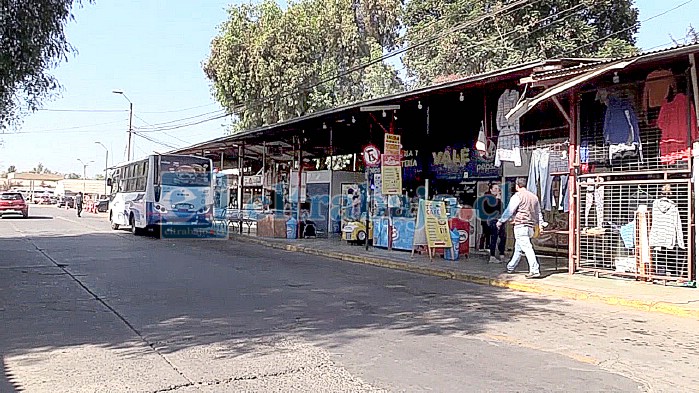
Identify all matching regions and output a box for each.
[233,235,699,320]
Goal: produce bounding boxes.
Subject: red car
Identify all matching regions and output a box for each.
[0,192,29,218]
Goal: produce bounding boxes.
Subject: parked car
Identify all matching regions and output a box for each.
[0,192,28,218]
[58,196,75,209]
[96,199,109,213]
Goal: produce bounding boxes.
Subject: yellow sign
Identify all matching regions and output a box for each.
[424,200,452,249]
[381,133,402,195]
[413,199,452,250]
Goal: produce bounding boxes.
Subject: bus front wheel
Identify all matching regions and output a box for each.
[110,212,119,230]
[130,214,142,236]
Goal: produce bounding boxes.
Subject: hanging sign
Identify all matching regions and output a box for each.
[242,175,263,187]
[382,133,402,195]
[362,144,381,167]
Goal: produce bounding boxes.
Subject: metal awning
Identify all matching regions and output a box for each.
[505,59,638,121]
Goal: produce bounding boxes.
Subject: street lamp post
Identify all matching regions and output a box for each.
[95,142,108,195]
[77,159,94,194]
[112,90,133,161]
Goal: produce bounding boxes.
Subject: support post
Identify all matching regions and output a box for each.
[568,90,579,275]
[297,137,303,239]
[690,54,699,125]
[238,144,244,234]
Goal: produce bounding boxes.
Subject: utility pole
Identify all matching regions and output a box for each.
[77,159,94,194]
[95,142,109,195]
[113,90,133,161]
[128,101,133,161]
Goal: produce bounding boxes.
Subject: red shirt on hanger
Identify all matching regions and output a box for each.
[657,93,698,164]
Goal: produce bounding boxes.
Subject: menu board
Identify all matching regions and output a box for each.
[413,199,452,251]
[381,133,402,195]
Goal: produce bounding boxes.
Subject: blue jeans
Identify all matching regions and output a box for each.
[489,220,506,257]
[507,225,540,275]
[527,149,552,211]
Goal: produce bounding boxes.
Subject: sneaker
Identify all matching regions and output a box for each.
[505,269,515,274]
[525,273,542,279]
[489,256,499,263]
[499,254,506,261]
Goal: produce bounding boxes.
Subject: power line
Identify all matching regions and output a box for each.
[133,132,179,150]
[133,109,226,130]
[2,119,128,134]
[145,0,583,134]
[557,0,696,58]
[139,103,221,114]
[131,0,544,133]
[132,114,194,145]
[38,108,128,113]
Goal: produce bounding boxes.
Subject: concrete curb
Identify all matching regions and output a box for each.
[235,236,699,320]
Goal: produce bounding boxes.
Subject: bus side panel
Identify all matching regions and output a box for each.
[112,192,147,228]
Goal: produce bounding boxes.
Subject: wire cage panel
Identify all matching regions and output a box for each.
[576,178,693,282]
[578,73,695,176]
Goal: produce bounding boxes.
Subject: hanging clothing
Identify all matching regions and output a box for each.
[619,221,636,249]
[495,147,522,167]
[584,180,604,228]
[642,69,676,110]
[603,96,642,145]
[657,93,698,164]
[495,89,521,167]
[527,149,552,211]
[475,121,487,153]
[558,175,570,213]
[635,205,652,277]
[648,197,685,249]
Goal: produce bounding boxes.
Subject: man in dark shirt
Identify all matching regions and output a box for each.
[483,183,506,263]
[75,192,83,218]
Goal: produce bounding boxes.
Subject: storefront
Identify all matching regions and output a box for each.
[513,44,699,285]
[176,44,699,285]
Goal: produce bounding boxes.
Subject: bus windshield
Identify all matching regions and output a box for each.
[159,156,211,187]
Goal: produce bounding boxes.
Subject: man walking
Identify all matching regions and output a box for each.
[75,192,83,218]
[497,178,546,278]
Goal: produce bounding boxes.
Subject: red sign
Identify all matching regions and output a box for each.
[362,144,381,166]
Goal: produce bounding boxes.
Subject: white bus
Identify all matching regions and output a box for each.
[107,154,214,236]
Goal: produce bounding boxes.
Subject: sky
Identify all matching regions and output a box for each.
[1,0,698,177]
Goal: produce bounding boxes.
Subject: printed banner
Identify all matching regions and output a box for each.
[430,145,499,180]
[413,199,452,250]
[424,200,452,249]
[382,133,402,195]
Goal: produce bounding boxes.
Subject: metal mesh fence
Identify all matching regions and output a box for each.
[576,178,693,282]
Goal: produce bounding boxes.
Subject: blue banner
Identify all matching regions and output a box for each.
[430,145,499,180]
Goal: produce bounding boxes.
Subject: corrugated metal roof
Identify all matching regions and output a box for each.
[172,43,699,155]
[170,60,551,154]
[531,42,699,82]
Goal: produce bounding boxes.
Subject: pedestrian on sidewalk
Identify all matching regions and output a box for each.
[496,178,547,278]
[75,192,83,218]
[484,183,506,263]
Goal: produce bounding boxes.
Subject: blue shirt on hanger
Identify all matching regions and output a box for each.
[603,96,641,145]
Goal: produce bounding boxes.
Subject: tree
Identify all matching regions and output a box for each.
[0,0,92,129]
[7,165,16,173]
[31,163,45,174]
[66,173,81,179]
[671,25,699,46]
[402,0,639,86]
[204,0,404,131]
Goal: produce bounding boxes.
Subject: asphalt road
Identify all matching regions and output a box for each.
[1,206,698,392]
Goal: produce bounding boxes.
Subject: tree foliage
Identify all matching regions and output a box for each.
[0,0,90,129]
[402,0,639,86]
[204,0,404,131]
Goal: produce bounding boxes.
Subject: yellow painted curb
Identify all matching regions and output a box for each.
[234,236,699,320]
